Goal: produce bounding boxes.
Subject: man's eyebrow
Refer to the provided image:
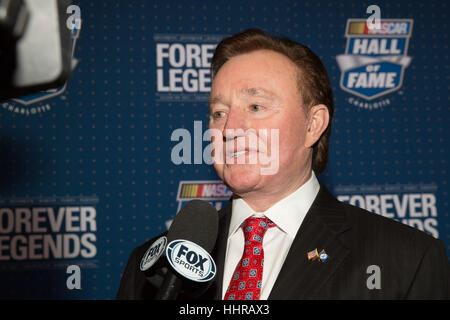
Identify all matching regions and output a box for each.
[209,96,227,111]
[209,88,277,110]
[209,96,224,106]
[241,87,277,99]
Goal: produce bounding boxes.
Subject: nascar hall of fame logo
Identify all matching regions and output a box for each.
[1,23,81,116]
[165,180,232,229]
[336,19,413,110]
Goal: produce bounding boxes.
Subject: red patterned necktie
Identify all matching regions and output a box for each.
[224,216,275,300]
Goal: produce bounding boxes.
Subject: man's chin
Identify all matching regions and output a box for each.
[221,165,263,195]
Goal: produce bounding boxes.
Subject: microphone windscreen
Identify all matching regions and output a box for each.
[166,200,219,253]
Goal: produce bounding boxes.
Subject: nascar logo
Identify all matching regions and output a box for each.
[166,181,232,229]
[177,181,231,200]
[176,180,232,212]
[336,19,413,100]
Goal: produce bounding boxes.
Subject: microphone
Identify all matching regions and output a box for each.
[155,200,219,300]
[139,235,169,289]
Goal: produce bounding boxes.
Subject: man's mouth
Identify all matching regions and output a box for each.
[225,149,260,163]
[230,150,248,158]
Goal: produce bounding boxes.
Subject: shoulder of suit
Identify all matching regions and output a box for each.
[338,199,439,249]
[130,231,169,258]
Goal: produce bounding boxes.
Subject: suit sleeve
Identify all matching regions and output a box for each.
[116,245,163,300]
[116,247,139,300]
[405,238,450,299]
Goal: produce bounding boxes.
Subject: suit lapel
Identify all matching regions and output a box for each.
[268,185,351,299]
[208,200,232,299]
[205,185,351,300]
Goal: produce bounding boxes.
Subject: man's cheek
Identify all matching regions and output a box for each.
[207,128,225,165]
[259,129,280,176]
[213,162,225,180]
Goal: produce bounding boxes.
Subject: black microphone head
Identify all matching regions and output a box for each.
[166,200,219,253]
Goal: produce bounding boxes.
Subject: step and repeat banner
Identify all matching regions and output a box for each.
[0,0,448,299]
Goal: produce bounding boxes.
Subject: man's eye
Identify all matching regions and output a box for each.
[250,104,264,112]
[212,111,226,119]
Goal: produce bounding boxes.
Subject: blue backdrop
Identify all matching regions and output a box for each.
[0,0,448,299]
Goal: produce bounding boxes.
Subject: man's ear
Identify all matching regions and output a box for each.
[304,104,329,148]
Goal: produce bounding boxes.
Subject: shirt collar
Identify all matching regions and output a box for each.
[229,171,320,239]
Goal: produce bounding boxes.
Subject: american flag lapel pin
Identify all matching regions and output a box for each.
[307,248,320,261]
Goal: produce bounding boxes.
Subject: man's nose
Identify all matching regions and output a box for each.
[222,107,248,141]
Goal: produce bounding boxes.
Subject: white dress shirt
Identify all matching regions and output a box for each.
[222,171,320,299]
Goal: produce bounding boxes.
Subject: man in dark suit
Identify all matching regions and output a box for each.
[117,29,449,299]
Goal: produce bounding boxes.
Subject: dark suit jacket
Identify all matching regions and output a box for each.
[117,185,450,299]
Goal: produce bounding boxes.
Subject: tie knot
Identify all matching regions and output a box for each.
[241,217,275,242]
